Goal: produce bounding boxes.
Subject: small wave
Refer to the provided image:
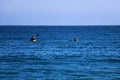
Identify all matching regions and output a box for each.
[108,59,120,62]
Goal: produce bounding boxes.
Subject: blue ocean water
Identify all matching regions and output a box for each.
[0,26,120,80]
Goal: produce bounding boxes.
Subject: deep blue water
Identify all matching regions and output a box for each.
[0,26,120,80]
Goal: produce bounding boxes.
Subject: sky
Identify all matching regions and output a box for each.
[0,0,120,25]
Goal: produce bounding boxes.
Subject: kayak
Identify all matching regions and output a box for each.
[30,40,36,42]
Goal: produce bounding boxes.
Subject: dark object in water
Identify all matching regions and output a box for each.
[74,38,78,42]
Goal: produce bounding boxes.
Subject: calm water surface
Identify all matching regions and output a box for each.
[0,26,120,80]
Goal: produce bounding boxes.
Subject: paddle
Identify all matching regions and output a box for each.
[36,34,39,37]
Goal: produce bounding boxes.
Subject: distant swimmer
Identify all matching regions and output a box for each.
[74,37,78,42]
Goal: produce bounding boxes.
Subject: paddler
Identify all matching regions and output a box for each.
[29,36,36,42]
[31,36,36,41]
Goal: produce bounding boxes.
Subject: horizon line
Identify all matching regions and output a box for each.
[0,25,120,26]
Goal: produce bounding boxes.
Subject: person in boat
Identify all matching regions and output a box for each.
[31,36,36,41]
[74,37,78,42]
[30,34,39,42]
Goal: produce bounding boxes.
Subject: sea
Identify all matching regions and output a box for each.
[0,26,120,80]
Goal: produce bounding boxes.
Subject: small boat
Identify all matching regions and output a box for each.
[30,39,36,42]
